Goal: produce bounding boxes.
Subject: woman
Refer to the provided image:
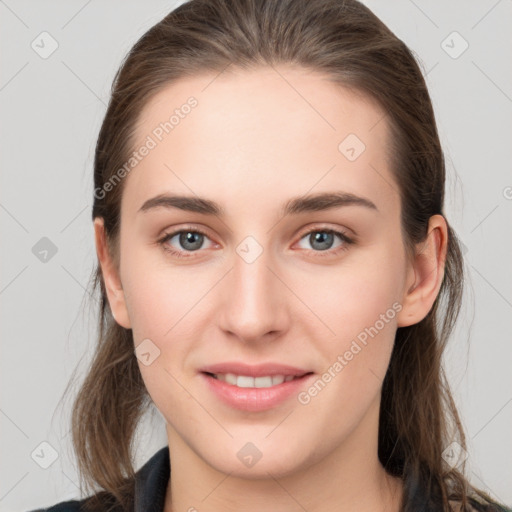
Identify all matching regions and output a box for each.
[29,0,511,511]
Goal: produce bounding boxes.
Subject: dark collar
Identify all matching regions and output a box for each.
[134,445,170,512]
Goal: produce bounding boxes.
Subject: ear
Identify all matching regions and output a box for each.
[93,218,131,329]
[396,214,448,328]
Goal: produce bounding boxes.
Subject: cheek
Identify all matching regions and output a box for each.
[292,248,403,406]
[122,256,204,416]
[291,253,403,430]
[120,247,218,404]
[299,248,405,345]
[120,242,208,339]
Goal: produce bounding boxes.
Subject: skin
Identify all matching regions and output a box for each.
[94,65,447,512]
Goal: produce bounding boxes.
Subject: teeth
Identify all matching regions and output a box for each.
[225,373,237,386]
[212,373,298,388]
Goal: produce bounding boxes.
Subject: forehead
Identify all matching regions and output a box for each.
[124,65,397,217]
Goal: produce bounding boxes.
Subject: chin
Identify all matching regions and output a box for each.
[199,439,314,480]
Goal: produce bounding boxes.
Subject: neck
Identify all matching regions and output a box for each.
[163,397,403,512]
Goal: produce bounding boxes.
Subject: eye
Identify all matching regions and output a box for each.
[295,227,354,257]
[157,226,355,259]
[157,227,215,258]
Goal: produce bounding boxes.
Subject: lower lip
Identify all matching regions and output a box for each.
[200,372,314,412]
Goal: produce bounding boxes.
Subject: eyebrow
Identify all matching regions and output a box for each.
[138,191,378,217]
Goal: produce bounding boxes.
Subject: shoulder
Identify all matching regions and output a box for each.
[26,498,85,512]
[27,445,170,512]
[26,492,125,512]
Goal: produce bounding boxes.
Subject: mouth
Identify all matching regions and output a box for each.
[202,371,313,388]
[200,369,316,412]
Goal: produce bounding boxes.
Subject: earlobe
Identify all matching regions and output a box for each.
[93,218,132,329]
[396,214,448,328]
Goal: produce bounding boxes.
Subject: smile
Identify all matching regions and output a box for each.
[208,373,302,388]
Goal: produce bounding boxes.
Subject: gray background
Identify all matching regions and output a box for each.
[1,0,511,510]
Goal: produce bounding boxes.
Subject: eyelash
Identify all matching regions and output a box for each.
[157,225,355,259]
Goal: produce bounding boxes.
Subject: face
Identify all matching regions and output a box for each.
[101,66,418,478]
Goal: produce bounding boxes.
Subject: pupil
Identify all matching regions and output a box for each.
[181,232,203,250]
[312,232,332,251]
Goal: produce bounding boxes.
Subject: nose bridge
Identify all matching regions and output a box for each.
[219,234,286,341]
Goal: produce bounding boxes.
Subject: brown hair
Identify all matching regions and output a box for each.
[64,0,508,511]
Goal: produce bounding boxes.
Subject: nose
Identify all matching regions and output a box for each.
[218,239,290,344]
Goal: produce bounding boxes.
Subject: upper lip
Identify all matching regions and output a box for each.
[200,362,312,378]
